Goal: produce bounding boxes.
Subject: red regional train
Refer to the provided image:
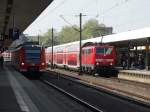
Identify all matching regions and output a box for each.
[46,42,116,76]
[11,42,46,73]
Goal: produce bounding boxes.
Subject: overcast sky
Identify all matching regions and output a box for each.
[23,0,150,36]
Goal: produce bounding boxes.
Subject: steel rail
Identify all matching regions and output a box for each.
[46,70,150,108]
[41,79,104,112]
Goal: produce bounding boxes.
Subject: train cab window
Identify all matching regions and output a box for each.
[96,48,104,54]
[25,50,41,60]
[25,47,41,58]
[96,47,113,54]
[105,48,113,55]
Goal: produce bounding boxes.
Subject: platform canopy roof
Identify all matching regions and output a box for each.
[85,27,150,46]
[0,0,53,36]
[46,27,150,51]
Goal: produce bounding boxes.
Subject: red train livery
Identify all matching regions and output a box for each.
[11,42,46,72]
[82,45,116,74]
[46,42,116,75]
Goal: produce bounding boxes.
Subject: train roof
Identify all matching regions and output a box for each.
[23,42,39,45]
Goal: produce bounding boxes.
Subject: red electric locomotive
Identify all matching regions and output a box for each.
[11,42,46,73]
[82,45,116,74]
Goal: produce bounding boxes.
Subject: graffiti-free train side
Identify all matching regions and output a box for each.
[46,42,116,76]
[11,42,46,73]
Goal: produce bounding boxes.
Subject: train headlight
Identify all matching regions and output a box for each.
[110,63,113,65]
[21,62,24,66]
[41,62,45,66]
[96,62,99,66]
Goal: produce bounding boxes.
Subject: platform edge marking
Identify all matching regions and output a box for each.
[5,67,40,112]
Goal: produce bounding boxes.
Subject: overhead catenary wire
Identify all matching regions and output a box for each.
[59,15,80,32]
[80,0,131,19]
[59,0,132,28]
[95,0,100,18]
[27,0,138,36]
[35,0,69,27]
[80,0,99,17]
[101,0,131,16]
[103,0,147,32]
[60,14,96,33]
[39,0,101,29]
[60,14,101,32]
[97,0,136,32]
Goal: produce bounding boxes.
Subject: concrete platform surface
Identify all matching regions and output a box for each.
[0,68,21,112]
[0,66,92,112]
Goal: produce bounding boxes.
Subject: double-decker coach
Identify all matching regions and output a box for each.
[11,42,46,72]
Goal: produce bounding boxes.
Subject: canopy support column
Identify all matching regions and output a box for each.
[145,37,150,70]
[127,42,131,70]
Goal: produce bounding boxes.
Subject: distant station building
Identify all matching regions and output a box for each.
[95,25,113,37]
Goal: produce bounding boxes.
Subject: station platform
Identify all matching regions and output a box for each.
[0,66,92,112]
[118,69,150,84]
[0,66,41,112]
[0,68,21,112]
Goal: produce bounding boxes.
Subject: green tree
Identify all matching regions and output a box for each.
[26,36,38,42]
[39,29,59,46]
[40,29,51,45]
[83,19,106,39]
[33,19,112,46]
[58,25,79,44]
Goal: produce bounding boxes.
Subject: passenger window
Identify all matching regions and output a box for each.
[88,49,91,54]
[82,50,85,54]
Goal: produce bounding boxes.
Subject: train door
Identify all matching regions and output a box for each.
[86,48,92,65]
[63,48,67,66]
[82,49,86,66]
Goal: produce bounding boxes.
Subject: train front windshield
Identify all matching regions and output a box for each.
[96,47,113,55]
[25,47,41,64]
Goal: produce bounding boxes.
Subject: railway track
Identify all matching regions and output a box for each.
[49,68,150,86]
[15,73,93,112]
[46,68,150,103]
[40,71,150,112]
[41,79,103,112]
